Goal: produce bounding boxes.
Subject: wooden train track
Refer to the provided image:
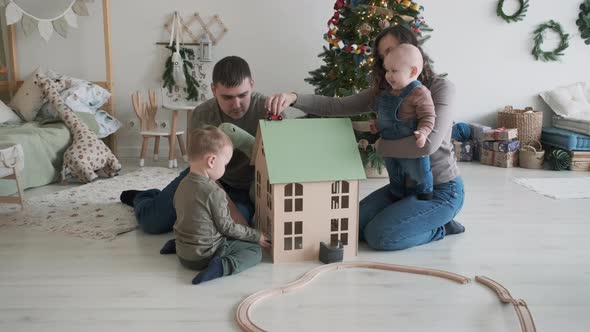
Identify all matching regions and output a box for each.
[236,262,536,332]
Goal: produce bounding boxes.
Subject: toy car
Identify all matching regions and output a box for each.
[266,111,283,121]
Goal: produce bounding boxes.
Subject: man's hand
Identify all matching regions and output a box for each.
[369,119,378,134]
[415,131,427,148]
[258,234,271,248]
[265,93,297,116]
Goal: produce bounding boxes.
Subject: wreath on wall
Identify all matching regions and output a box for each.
[496,0,529,23]
[531,20,570,62]
[577,0,590,45]
[162,46,200,101]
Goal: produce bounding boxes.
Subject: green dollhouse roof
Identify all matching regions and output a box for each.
[258,118,366,184]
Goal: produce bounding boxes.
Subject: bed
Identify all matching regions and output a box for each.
[0,0,117,195]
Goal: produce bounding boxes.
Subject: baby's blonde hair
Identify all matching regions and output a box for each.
[188,126,233,160]
[386,44,424,76]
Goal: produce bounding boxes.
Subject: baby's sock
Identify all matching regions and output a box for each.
[120,190,141,207]
[192,257,224,284]
[159,239,176,254]
[444,219,465,235]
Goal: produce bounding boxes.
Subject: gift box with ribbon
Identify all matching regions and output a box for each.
[483,128,518,141]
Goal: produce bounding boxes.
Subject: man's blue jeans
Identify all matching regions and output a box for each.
[133,168,254,234]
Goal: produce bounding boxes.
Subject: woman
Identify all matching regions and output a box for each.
[266,26,465,251]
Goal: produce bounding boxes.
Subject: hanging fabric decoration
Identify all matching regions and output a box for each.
[169,11,187,88]
[3,0,91,42]
[162,11,200,101]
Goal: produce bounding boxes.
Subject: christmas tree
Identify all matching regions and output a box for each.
[305,0,431,172]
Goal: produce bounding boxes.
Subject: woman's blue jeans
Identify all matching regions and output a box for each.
[359,177,465,251]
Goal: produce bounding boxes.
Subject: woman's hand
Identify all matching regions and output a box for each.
[265,92,297,116]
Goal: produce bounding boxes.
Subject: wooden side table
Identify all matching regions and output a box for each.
[162,100,200,168]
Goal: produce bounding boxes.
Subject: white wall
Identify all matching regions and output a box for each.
[15,0,589,156]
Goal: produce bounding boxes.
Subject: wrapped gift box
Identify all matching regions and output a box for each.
[482,139,521,153]
[483,128,518,141]
[480,149,519,168]
[472,141,481,161]
[470,123,492,143]
[570,151,590,171]
[452,140,474,162]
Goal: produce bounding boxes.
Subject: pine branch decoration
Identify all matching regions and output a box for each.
[531,20,569,62]
[161,46,200,101]
[497,0,529,23]
[577,0,590,45]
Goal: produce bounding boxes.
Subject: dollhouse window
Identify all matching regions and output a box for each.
[284,221,303,250]
[266,216,272,239]
[256,171,261,198]
[330,218,349,246]
[284,183,303,212]
[330,181,350,209]
[266,180,272,210]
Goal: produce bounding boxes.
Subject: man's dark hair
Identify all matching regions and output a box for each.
[212,56,252,87]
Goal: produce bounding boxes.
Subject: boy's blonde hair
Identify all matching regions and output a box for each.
[188,126,233,160]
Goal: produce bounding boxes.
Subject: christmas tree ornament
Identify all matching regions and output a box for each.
[358,22,372,36]
[531,20,569,62]
[378,19,391,29]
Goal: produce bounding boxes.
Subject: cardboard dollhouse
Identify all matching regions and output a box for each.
[251,118,366,263]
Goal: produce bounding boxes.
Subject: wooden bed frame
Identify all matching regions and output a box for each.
[0,0,117,155]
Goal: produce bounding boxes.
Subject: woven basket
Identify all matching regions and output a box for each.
[519,140,545,169]
[497,106,543,144]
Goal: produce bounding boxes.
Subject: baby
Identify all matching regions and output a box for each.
[373,44,436,200]
[172,126,270,284]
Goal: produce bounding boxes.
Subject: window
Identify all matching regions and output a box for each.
[256,171,261,198]
[331,181,350,209]
[284,183,303,212]
[330,218,349,246]
[266,180,272,210]
[266,216,272,239]
[284,221,303,251]
[255,204,260,229]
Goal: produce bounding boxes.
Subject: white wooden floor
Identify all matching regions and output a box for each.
[1,160,589,332]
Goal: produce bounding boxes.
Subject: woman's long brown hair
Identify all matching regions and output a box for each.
[371,26,436,96]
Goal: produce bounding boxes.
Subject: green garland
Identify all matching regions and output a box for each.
[531,20,570,62]
[577,0,590,45]
[162,46,200,101]
[497,0,529,23]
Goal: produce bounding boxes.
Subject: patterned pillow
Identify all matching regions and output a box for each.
[95,110,122,138]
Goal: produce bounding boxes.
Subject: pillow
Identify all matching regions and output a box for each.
[0,100,22,124]
[64,83,111,112]
[39,111,101,135]
[46,68,88,86]
[35,87,96,122]
[95,110,122,138]
[46,69,111,111]
[9,67,46,121]
[540,82,590,119]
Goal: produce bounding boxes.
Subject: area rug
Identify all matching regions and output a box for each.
[0,167,180,240]
[512,177,590,199]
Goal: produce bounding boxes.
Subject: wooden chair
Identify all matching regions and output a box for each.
[131,90,186,167]
[0,143,25,210]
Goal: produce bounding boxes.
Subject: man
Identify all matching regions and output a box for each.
[120,56,283,234]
